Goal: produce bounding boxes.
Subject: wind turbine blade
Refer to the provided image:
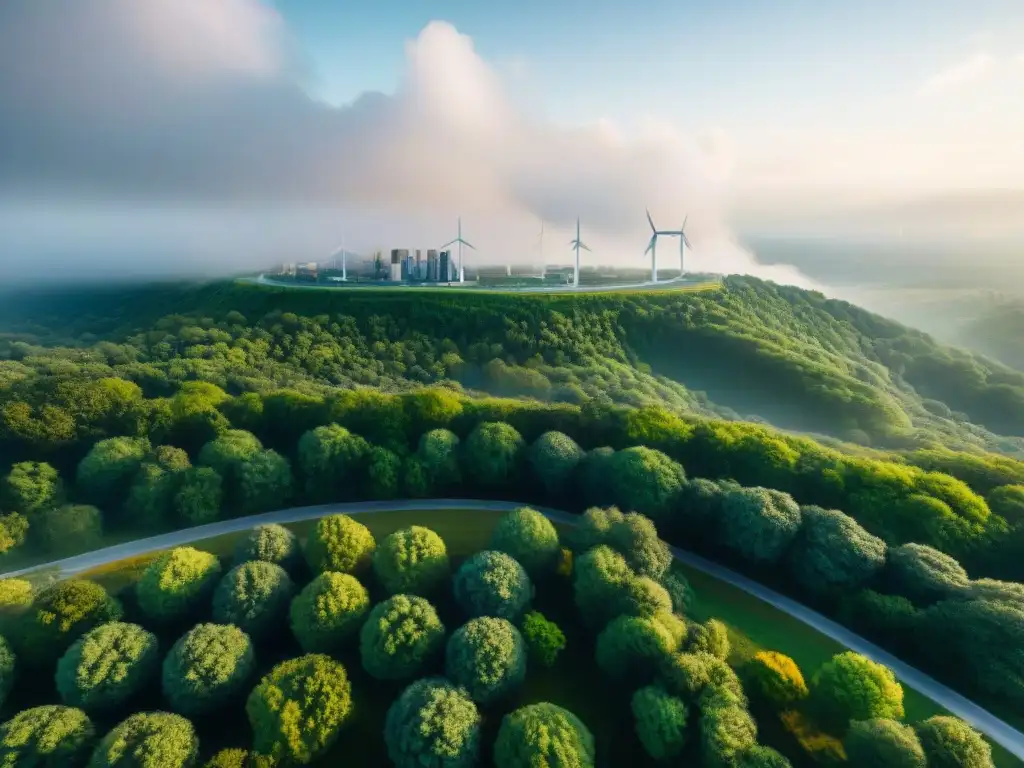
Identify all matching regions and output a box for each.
[683,234,693,249]
[441,239,457,248]
[682,214,688,231]
[646,209,656,232]
[645,235,657,255]
[462,240,476,250]
[580,242,591,252]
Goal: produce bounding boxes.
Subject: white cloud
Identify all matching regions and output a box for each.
[917,52,995,96]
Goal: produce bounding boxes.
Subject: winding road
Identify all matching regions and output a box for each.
[4,498,1023,762]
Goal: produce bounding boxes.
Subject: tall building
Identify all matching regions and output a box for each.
[427,249,439,281]
[439,250,452,282]
[389,249,407,282]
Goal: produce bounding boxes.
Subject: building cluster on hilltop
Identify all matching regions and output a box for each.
[386,249,455,282]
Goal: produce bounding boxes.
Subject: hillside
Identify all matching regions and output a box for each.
[1,277,1022,456]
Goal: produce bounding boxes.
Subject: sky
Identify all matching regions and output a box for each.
[0,0,1022,284]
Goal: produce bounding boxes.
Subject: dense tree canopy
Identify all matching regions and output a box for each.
[360,595,446,681]
[529,431,584,496]
[56,622,159,713]
[745,651,808,709]
[305,514,376,575]
[162,623,256,716]
[719,487,802,564]
[0,637,14,710]
[607,446,686,523]
[297,424,369,502]
[246,654,353,764]
[3,461,63,516]
[384,677,481,768]
[233,523,301,573]
[453,551,532,621]
[463,421,525,490]
[493,703,595,768]
[596,613,686,683]
[289,572,370,653]
[489,507,560,577]
[34,504,102,556]
[21,580,123,664]
[173,467,223,527]
[445,617,527,704]
[886,543,970,606]
[373,526,450,596]
[0,705,95,766]
[415,429,462,494]
[631,685,688,760]
[787,506,887,594]
[914,716,994,768]
[572,507,671,579]
[844,718,926,768]
[520,611,565,668]
[212,561,295,640]
[136,547,221,625]
[90,711,198,768]
[75,437,150,510]
[811,652,905,730]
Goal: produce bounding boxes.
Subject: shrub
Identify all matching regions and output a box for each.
[289,572,370,653]
[297,424,369,502]
[571,507,671,579]
[988,484,1024,526]
[305,514,375,575]
[236,449,292,515]
[746,651,808,709]
[689,619,730,661]
[212,561,294,640]
[56,622,159,713]
[887,543,969,606]
[3,461,63,516]
[367,446,402,499]
[0,513,27,556]
[416,428,462,493]
[0,637,14,709]
[360,595,446,681]
[233,524,301,573]
[719,487,802,564]
[735,745,794,767]
[463,422,525,490]
[373,526,450,596]
[90,711,198,768]
[246,654,353,764]
[445,617,527,704]
[529,431,584,495]
[203,749,252,768]
[660,652,711,700]
[596,614,685,683]
[811,652,904,730]
[607,446,686,523]
[162,623,255,716]
[700,699,758,768]
[676,478,731,539]
[914,716,993,768]
[384,677,481,768]
[76,437,150,509]
[34,505,102,556]
[453,550,532,621]
[21,580,123,664]
[520,611,566,668]
[173,467,223,526]
[197,429,261,477]
[788,506,887,595]
[494,703,595,768]
[844,718,926,768]
[572,545,632,626]
[489,507,560,577]
[0,705,95,766]
[576,446,617,509]
[0,579,32,613]
[136,547,221,624]
[632,685,689,760]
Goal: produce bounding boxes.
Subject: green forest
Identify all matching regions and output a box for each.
[0,276,1022,765]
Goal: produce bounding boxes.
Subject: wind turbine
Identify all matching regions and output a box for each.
[441,216,475,283]
[676,216,693,277]
[645,210,693,281]
[569,218,591,288]
[536,220,546,279]
[329,239,348,281]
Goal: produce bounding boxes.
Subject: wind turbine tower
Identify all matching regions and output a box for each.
[645,209,692,281]
[537,220,546,279]
[441,217,476,283]
[676,216,693,277]
[569,218,591,288]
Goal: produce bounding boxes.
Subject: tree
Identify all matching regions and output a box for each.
[212,561,295,640]
[56,622,159,713]
[0,579,32,640]
[572,507,671,580]
[596,614,685,683]
[493,703,595,768]
[576,446,618,510]
[811,652,904,730]
[296,424,369,502]
[844,719,926,768]
[675,478,731,540]
[0,636,14,709]
[520,611,566,668]
[359,594,446,681]
[162,623,256,716]
[886,543,969,606]
[607,446,686,523]
[75,436,150,510]
[236,449,292,515]
[631,685,688,760]
[719,487,802,564]
[305,514,375,574]
[734,745,793,768]
[700,697,758,768]
[173,467,223,527]
[0,513,28,556]
[123,446,191,530]
[689,619,730,661]
[416,429,461,494]
[90,712,198,768]
[0,705,95,766]
[453,550,532,621]
[367,446,401,499]
[745,651,808,709]
[787,506,887,595]
[197,429,262,477]
[572,545,632,626]
[915,716,993,768]
[246,654,353,764]
[988,484,1024,526]
[659,652,714,701]
[3,461,63,516]
[289,572,370,653]
[20,580,123,665]
[463,421,525,491]
[445,617,527,704]
[490,507,561,578]
[203,749,255,768]
[529,431,584,496]
[373,526,450,596]
[33,504,102,556]
[233,523,301,574]
[384,677,481,768]
[136,547,221,625]
[404,388,464,437]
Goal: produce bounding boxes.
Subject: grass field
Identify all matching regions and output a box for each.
[71,507,1020,767]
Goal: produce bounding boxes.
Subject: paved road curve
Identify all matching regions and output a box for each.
[4,499,1023,761]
